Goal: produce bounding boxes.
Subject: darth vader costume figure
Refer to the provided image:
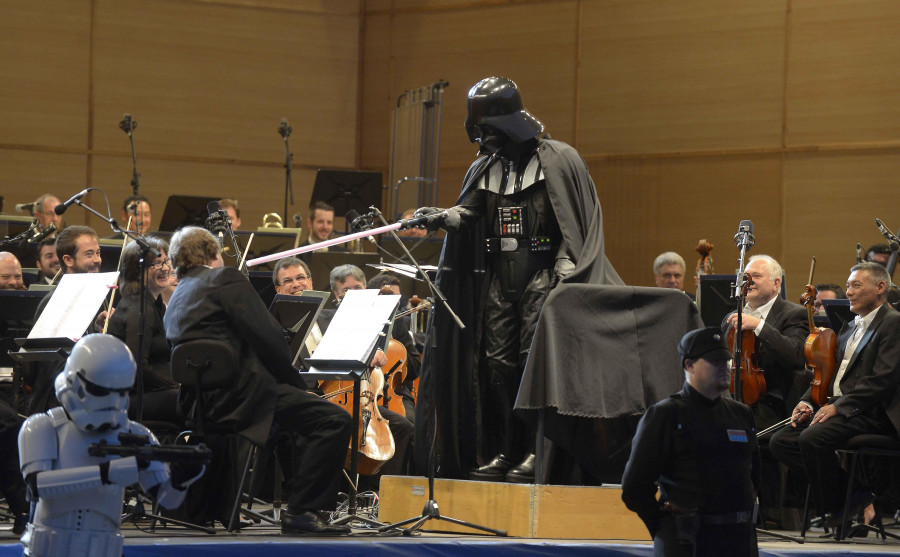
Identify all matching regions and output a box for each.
[414,76,622,481]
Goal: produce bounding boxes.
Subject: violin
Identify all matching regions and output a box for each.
[317,286,396,475]
[728,273,767,405]
[800,258,838,407]
[695,239,714,298]
[378,338,408,417]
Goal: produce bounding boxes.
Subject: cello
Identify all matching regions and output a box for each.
[728,273,767,405]
[317,289,396,475]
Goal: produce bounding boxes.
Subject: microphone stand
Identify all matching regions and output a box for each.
[119,114,141,197]
[69,195,160,422]
[278,119,294,222]
[369,209,503,537]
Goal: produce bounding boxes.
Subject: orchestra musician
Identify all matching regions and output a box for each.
[0,252,26,290]
[769,262,900,535]
[722,255,808,429]
[26,226,107,416]
[653,251,693,301]
[106,237,180,424]
[31,193,63,233]
[33,238,60,285]
[164,226,352,535]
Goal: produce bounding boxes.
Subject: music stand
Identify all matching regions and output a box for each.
[268,291,329,367]
[823,299,854,334]
[305,290,399,528]
[158,195,219,232]
[311,170,383,217]
[228,229,301,273]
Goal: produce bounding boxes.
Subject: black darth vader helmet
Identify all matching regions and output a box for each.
[465,76,544,147]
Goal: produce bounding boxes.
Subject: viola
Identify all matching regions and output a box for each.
[728,273,767,405]
[800,258,839,407]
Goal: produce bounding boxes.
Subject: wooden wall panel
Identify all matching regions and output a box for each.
[200,0,360,15]
[0,149,89,219]
[91,0,360,167]
[590,154,784,287]
[786,0,900,146]
[360,13,393,171]
[388,2,579,168]
[86,155,319,234]
[579,0,787,155]
[783,152,900,289]
[0,1,91,151]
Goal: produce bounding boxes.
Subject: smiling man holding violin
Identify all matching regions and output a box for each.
[723,255,809,430]
[769,261,900,535]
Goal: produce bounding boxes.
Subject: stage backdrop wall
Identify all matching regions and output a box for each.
[2,0,899,289]
[359,0,900,290]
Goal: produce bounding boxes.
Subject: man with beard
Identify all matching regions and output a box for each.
[27,226,107,414]
[413,76,621,482]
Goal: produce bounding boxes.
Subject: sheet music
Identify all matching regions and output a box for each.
[28,272,119,340]
[369,262,438,279]
[309,289,399,368]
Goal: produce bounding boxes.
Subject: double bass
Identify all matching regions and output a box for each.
[728,273,767,405]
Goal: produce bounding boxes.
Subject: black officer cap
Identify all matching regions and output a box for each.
[678,326,733,366]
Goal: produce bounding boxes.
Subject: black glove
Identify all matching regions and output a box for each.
[413,207,446,231]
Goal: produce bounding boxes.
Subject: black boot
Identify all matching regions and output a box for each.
[505,454,535,484]
[469,454,514,482]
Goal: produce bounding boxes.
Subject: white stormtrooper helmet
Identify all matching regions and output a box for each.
[55,334,136,432]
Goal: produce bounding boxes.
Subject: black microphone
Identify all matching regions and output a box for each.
[401,210,449,229]
[734,219,755,248]
[15,202,35,213]
[54,188,90,215]
[278,117,292,139]
[875,218,900,249]
[346,210,377,244]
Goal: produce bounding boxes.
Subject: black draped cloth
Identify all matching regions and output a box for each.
[415,138,622,478]
[515,285,703,481]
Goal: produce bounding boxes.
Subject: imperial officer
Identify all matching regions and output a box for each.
[414,76,621,481]
[622,327,759,557]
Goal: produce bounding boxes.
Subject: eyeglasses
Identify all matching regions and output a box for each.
[151,258,170,269]
[280,274,311,286]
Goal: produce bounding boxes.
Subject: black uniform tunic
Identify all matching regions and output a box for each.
[622,382,760,557]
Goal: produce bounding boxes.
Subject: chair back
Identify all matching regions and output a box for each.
[171,339,241,392]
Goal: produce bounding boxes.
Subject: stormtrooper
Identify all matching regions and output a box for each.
[17,334,204,557]
[414,76,621,482]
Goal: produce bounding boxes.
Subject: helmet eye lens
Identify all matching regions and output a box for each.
[77,372,130,397]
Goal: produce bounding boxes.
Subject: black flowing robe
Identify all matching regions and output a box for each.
[415,138,622,477]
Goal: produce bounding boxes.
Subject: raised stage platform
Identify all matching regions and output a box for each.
[2,476,898,556]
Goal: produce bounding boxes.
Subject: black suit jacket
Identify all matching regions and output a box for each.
[803,304,900,435]
[107,290,177,392]
[164,266,304,446]
[723,296,808,403]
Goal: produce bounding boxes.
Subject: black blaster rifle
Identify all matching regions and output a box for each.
[88,432,212,466]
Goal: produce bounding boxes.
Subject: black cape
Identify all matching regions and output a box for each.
[415,138,622,477]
